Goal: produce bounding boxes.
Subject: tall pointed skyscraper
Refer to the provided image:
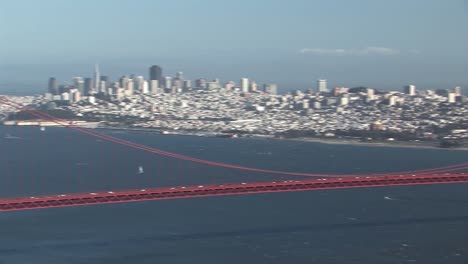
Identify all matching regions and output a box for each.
[93,64,100,93]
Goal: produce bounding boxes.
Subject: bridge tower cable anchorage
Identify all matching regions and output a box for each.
[0,97,467,178]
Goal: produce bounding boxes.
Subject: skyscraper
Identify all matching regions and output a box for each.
[404,85,416,96]
[183,80,191,92]
[250,81,258,92]
[454,86,462,96]
[48,77,58,95]
[72,77,84,95]
[195,79,207,89]
[119,76,129,89]
[134,76,145,91]
[263,83,278,95]
[100,76,109,89]
[240,78,249,93]
[149,65,163,84]
[317,79,328,93]
[164,77,172,90]
[93,64,100,93]
[150,80,159,94]
[84,78,93,95]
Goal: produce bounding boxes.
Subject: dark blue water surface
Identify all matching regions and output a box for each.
[0,126,467,263]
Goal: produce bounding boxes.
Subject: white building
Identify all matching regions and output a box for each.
[367,88,375,100]
[317,79,328,93]
[93,64,100,93]
[150,80,159,94]
[454,86,462,96]
[340,96,349,106]
[142,81,149,94]
[100,80,106,94]
[250,81,258,92]
[165,77,172,90]
[61,92,70,101]
[448,92,457,103]
[263,83,278,95]
[404,85,416,96]
[240,78,249,93]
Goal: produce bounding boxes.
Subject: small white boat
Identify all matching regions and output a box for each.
[4,133,20,139]
[138,166,144,174]
[40,126,46,131]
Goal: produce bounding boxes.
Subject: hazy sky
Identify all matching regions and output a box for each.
[1,0,467,93]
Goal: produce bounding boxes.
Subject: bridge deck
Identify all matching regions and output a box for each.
[1,174,467,212]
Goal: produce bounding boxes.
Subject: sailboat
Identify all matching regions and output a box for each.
[40,126,46,131]
[4,133,20,139]
[138,166,144,174]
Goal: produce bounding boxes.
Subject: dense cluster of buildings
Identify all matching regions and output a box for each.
[1,64,467,143]
[45,64,279,103]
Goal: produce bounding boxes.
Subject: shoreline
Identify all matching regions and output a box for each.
[96,126,468,151]
[284,137,468,151]
[2,123,467,151]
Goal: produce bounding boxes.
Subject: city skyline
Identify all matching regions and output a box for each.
[0,0,467,93]
[42,63,466,96]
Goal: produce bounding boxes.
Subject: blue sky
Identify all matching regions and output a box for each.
[0,0,467,93]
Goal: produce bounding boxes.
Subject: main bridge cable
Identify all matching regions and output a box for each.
[1,97,467,178]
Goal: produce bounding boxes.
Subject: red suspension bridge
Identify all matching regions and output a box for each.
[0,96,467,212]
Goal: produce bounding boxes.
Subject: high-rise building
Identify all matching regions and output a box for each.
[207,81,220,90]
[125,79,134,96]
[173,79,182,91]
[224,81,235,90]
[176,71,183,80]
[240,78,249,93]
[93,64,100,93]
[250,81,258,92]
[340,96,349,106]
[183,80,191,92]
[61,92,70,101]
[404,85,416,96]
[454,86,462,96]
[317,79,328,93]
[100,76,109,89]
[142,81,149,94]
[72,77,84,95]
[100,81,107,94]
[366,88,375,100]
[69,89,81,103]
[48,77,58,95]
[195,78,207,89]
[134,76,145,92]
[149,65,163,84]
[448,92,457,103]
[164,77,172,90]
[84,78,93,95]
[119,76,129,89]
[150,80,160,94]
[263,83,278,95]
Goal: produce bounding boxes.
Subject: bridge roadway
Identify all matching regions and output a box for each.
[1,173,468,212]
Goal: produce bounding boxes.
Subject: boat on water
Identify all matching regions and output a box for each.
[40,126,45,131]
[4,133,20,139]
[215,133,238,138]
[138,166,144,174]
